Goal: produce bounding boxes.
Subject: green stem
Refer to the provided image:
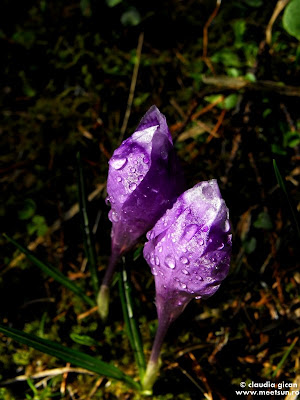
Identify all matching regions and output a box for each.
[142,316,172,392]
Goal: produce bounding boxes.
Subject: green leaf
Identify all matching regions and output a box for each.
[283,0,300,40]
[18,199,36,220]
[3,234,95,307]
[106,0,122,6]
[253,212,273,230]
[118,260,146,380]
[121,8,141,26]
[76,152,99,294]
[70,333,99,347]
[0,324,140,390]
[27,215,48,236]
[223,94,239,110]
[211,49,241,67]
[283,131,300,148]
[243,237,257,254]
[271,338,298,378]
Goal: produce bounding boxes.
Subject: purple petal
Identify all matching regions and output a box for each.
[107,105,185,255]
[143,180,232,323]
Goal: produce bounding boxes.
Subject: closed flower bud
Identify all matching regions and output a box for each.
[142,180,231,390]
[98,105,184,319]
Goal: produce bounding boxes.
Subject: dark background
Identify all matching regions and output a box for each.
[0,0,299,399]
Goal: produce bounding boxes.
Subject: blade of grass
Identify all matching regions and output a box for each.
[273,159,300,238]
[0,324,140,390]
[118,259,146,380]
[3,234,95,308]
[271,337,298,378]
[76,152,99,294]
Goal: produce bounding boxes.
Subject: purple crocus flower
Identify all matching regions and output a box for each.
[142,180,231,390]
[97,106,185,319]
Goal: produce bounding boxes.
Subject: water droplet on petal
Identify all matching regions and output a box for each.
[181,283,187,289]
[181,269,189,275]
[180,256,189,265]
[105,196,110,206]
[152,268,157,276]
[110,157,127,170]
[111,211,119,222]
[202,184,214,199]
[129,182,137,191]
[158,246,163,253]
[196,275,203,281]
[155,256,160,266]
[130,167,136,173]
[199,239,204,245]
[143,155,150,164]
[165,254,176,269]
[183,224,199,241]
[160,150,168,159]
[163,285,167,289]
[217,243,224,250]
[138,175,144,181]
[195,296,201,300]
[202,226,209,232]
[224,220,230,232]
[117,176,122,182]
[147,230,155,240]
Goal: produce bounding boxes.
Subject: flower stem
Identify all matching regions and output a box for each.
[142,316,172,392]
[97,250,119,320]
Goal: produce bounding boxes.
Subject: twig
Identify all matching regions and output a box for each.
[1,367,95,385]
[202,0,221,73]
[119,32,144,143]
[202,75,300,97]
[266,0,290,46]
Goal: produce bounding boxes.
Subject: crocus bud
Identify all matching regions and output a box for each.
[98,106,185,319]
[142,180,231,390]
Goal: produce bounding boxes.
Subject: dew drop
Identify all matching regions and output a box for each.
[160,150,168,159]
[195,296,201,300]
[181,269,189,275]
[165,254,176,269]
[111,211,119,222]
[130,167,136,173]
[117,176,122,182]
[199,239,204,245]
[180,256,189,265]
[155,256,160,266]
[152,268,158,276]
[129,182,137,191]
[180,283,187,289]
[217,243,224,250]
[196,275,203,281]
[105,196,110,206]
[143,155,150,164]
[138,175,144,181]
[183,224,199,241]
[147,230,155,240]
[202,184,214,199]
[223,220,230,232]
[163,285,167,289]
[110,157,127,170]
[158,246,163,253]
[202,226,209,232]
